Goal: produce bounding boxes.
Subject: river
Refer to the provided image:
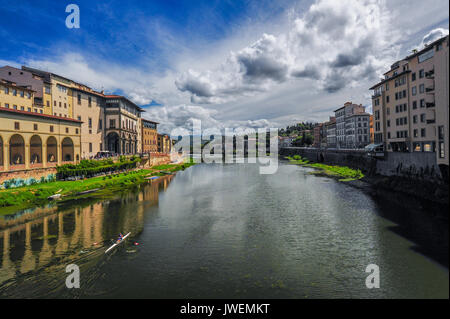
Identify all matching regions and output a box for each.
[0,162,448,298]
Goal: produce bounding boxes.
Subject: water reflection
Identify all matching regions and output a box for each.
[0,175,173,297]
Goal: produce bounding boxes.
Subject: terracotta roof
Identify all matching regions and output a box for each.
[142,118,159,124]
[0,79,35,92]
[0,107,83,123]
[105,95,145,112]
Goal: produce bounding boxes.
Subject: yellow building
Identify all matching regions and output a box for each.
[22,67,74,118]
[142,119,158,154]
[0,79,35,113]
[157,134,171,154]
[0,107,81,172]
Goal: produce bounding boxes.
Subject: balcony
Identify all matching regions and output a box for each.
[425,86,435,93]
[426,102,435,108]
[425,69,435,79]
[372,92,382,99]
[427,119,436,124]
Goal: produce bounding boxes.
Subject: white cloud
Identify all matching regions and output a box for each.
[421,28,449,47]
[175,0,399,103]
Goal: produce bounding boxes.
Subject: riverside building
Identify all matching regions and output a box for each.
[370,35,449,170]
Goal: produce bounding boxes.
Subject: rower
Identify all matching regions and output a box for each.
[117,233,124,243]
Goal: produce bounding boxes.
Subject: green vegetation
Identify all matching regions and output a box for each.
[0,161,195,215]
[279,121,316,137]
[56,156,141,180]
[286,155,364,181]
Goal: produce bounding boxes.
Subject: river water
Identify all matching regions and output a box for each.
[0,162,448,298]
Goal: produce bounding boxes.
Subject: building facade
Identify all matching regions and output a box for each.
[325,117,337,149]
[344,113,371,149]
[104,95,144,155]
[334,102,366,149]
[370,35,449,168]
[157,134,171,154]
[72,86,105,159]
[142,119,158,154]
[0,107,81,172]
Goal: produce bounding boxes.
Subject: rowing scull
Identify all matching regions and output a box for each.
[105,232,131,253]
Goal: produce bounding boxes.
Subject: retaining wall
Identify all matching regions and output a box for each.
[280,147,443,180]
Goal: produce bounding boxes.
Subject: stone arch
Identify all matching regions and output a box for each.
[47,136,58,163]
[9,134,25,165]
[62,137,74,162]
[30,135,43,164]
[106,132,120,154]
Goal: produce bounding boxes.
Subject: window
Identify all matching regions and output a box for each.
[419,84,425,94]
[99,119,102,130]
[419,69,424,78]
[420,99,425,108]
[20,91,24,97]
[414,129,418,137]
[78,94,82,104]
[420,114,426,123]
[45,86,51,94]
[412,73,416,81]
[89,143,93,152]
[77,116,82,121]
[439,142,445,158]
[388,132,391,139]
[88,118,92,128]
[28,107,31,112]
[66,127,69,133]
[88,97,92,107]
[438,126,445,140]
[386,95,390,103]
[4,87,9,94]
[387,120,390,127]
[20,106,24,111]
[12,89,17,96]
[4,103,9,108]
[50,126,54,132]
[413,101,417,109]
[13,105,17,110]
[421,128,426,137]
[413,115,418,123]
[54,101,56,106]
[34,124,38,131]
[76,128,79,134]
[47,101,50,107]
[14,122,20,130]
[418,49,434,63]
[64,103,67,108]
[110,119,116,128]
[412,86,417,96]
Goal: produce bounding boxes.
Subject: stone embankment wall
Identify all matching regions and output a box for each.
[280,147,443,180]
[140,153,181,168]
[0,167,57,184]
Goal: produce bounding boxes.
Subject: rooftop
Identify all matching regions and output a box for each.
[0,107,83,123]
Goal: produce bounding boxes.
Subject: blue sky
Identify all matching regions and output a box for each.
[0,0,449,133]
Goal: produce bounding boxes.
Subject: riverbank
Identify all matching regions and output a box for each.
[285,155,364,181]
[0,161,195,215]
[285,155,448,208]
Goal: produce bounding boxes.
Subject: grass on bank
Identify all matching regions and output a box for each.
[0,161,196,215]
[286,155,364,182]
